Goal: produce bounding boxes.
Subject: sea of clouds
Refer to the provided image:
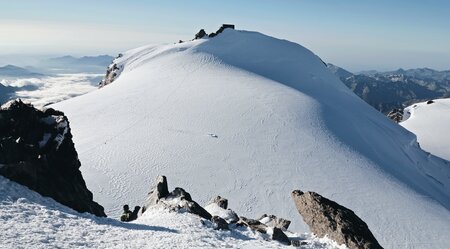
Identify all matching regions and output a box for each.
[1,73,102,107]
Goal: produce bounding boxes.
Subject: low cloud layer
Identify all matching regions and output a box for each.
[1,73,101,107]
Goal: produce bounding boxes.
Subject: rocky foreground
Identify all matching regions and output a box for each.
[136,175,383,248]
[0,99,105,217]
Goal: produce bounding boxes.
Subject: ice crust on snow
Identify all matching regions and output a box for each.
[52,29,450,248]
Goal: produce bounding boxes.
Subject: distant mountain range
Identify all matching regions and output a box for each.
[0,55,114,75]
[43,55,114,67]
[38,55,114,73]
[0,65,44,78]
[327,64,450,113]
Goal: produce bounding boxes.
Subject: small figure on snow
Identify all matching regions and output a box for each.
[120,204,133,222]
[120,205,141,222]
[130,206,141,221]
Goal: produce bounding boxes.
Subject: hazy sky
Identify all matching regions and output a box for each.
[1,0,449,71]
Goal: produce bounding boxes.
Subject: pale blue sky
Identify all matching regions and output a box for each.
[1,0,449,71]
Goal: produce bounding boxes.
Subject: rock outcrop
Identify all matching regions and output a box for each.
[141,175,169,211]
[211,215,229,230]
[236,216,268,234]
[140,175,211,220]
[208,24,235,38]
[194,29,207,39]
[0,100,106,217]
[387,108,404,123]
[140,176,292,245]
[211,195,228,209]
[236,216,291,245]
[204,196,239,224]
[99,57,123,88]
[291,190,383,249]
[272,227,291,245]
[258,214,291,230]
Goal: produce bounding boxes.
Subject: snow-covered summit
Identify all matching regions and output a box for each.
[53,29,450,248]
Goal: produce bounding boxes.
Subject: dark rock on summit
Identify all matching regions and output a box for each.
[215,24,235,35]
[427,100,434,104]
[291,190,383,249]
[0,100,106,217]
[194,29,207,39]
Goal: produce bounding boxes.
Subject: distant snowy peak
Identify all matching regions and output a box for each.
[360,68,450,82]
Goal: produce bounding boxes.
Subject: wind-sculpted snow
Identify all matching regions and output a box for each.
[401,98,450,161]
[0,176,343,249]
[53,29,450,248]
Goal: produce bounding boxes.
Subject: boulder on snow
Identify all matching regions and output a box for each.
[211,215,229,230]
[236,215,291,244]
[165,187,212,220]
[291,190,383,249]
[204,197,239,224]
[210,195,228,209]
[140,175,212,220]
[236,216,268,234]
[0,100,106,217]
[272,227,291,245]
[426,100,434,104]
[258,214,291,230]
[141,175,169,213]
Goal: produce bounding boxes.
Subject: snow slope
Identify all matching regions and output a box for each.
[401,98,450,161]
[53,29,450,248]
[0,176,343,249]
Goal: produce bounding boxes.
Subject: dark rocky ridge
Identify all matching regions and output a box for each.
[292,190,383,249]
[0,99,106,217]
